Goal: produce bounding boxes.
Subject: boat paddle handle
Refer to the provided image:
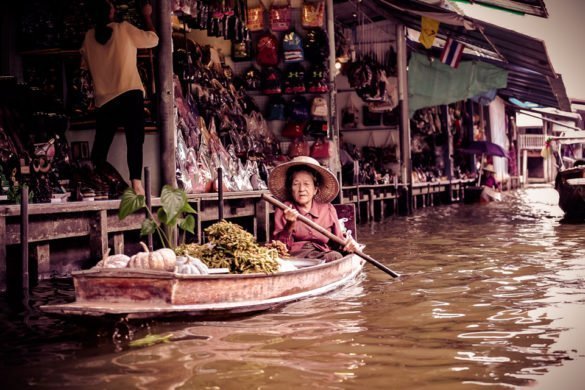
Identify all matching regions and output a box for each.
[261,194,400,278]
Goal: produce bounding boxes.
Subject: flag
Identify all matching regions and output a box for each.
[419,16,439,49]
[440,37,465,68]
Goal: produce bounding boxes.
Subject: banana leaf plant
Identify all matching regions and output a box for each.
[118,185,197,249]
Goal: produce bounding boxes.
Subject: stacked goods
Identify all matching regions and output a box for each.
[176,220,280,274]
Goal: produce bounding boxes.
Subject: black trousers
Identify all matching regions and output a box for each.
[91,90,145,181]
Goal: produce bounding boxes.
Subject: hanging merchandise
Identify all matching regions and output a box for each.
[282,30,304,63]
[288,136,310,157]
[270,0,291,32]
[243,66,262,90]
[281,121,306,138]
[232,28,252,61]
[266,96,287,121]
[341,94,359,128]
[247,0,265,32]
[310,97,328,118]
[307,63,329,93]
[256,31,280,67]
[284,63,306,94]
[288,96,310,122]
[261,66,283,95]
[301,0,325,29]
[310,136,330,160]
[303,28,329,63]
[306,119,328,138]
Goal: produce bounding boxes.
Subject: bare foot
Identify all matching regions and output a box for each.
[132,179,145,196]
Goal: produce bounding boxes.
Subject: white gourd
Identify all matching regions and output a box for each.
[127,242,176,271]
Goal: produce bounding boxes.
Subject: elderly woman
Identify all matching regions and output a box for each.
[268,156,359,262]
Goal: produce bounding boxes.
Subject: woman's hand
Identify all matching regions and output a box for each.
[343,237,362,253]
[283,207,299,228]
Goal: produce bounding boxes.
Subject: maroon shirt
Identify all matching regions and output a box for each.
[273,200,344,254]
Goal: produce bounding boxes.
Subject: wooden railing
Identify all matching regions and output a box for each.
[518,134,546,150]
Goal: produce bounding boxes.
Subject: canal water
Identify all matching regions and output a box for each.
[1,185,584,389]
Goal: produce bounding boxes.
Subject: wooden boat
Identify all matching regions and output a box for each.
[40,255,364,320]
[547,130,585,220]
[555,165,585,219]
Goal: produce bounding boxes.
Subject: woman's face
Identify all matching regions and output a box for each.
[290,170,318,208]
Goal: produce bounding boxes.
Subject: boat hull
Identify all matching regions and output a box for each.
[556,167,585,219]
[41,255,364,319]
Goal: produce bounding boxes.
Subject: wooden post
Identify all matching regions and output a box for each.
[145,166,153,251]
[156,0,176,188]
[218,167,224,220]
[89,210,107,263]
[35,243,50,279]
[396,23,412,214]
[20,184,29,292]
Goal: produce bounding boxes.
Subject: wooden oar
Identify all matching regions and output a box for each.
[262,194,400,278]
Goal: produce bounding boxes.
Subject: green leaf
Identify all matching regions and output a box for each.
[129,333,174,348]
[119,188,145,220]
[157,207,168,225]
[181,201,197,215]
[160,185,186,223]
[179,214,195,234]
[140,219,158,236]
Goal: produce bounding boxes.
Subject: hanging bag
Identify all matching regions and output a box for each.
[301,0,325,29]
[310,136,330,160]
[270,0,291,32]
[288,136,310,157]
[281,121,306,138]
[247,1,265,32]
[311,96,328,118]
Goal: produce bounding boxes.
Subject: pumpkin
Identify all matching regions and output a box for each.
[175,255,209,275]
[94,247,130,269]
[127,242,177,271]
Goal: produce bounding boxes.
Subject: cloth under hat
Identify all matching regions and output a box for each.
[268,156,340,204]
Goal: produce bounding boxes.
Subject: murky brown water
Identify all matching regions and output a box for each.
[2,186,585,389]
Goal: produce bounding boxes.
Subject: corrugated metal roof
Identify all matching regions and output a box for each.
[451,1,548,18]
[333,0,570,111]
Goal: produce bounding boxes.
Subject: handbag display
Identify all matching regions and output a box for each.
[281,122,306,138]
[310,136,330,160]
[247,1,265,32]
[301,0,325,29]
[288,136,310,157]
[270,0,291,32]
[311,97,328,118]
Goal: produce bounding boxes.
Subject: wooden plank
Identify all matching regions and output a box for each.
[113,233,124,254]
[6,216,91,244]
[35,243,51,278]
[255,198,269,243]
[89,210,107,262]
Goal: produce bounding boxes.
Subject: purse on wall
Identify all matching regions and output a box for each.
[288,136,310,157]
[270,0,291,32]
[301,0,325,29]
[310,136,330,160]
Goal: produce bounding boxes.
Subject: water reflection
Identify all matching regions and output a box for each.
[1,186,585,388]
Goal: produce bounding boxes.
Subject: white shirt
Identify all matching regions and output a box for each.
[80,21,158,107]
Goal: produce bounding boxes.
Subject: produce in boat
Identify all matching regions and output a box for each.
[175,220,280,274]
[127,242,177,271]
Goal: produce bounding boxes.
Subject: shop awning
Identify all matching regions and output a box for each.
[333,0,570,111]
